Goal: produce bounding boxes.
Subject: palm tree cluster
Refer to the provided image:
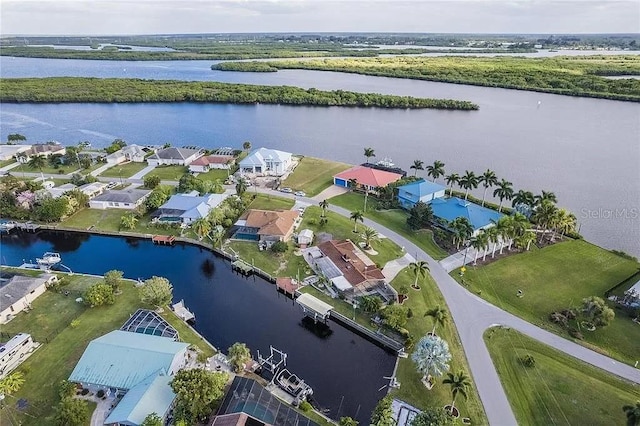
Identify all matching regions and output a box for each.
[467,213,535,263]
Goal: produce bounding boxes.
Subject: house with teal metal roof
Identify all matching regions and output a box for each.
[396,179,446,209]
[69,330,188,393]
[430,197,504,235]
[104,373,176,426]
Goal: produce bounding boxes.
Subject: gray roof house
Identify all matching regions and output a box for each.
[106,144,149,165]
[0,274,58,324]
[152,191,231,224]
[146,147,202,166]
[89,189,151,210]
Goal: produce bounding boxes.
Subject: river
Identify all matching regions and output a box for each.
[0,56,638,257]
[0,230,396,423]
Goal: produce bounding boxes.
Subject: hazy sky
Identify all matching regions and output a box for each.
[1,0,638,36]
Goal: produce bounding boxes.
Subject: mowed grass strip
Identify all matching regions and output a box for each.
[390,268,488,425]
[484,327,640,426]
[247,193,295,211]
[99,161,148,178]
[455,240,640,364]
[144,165,188,181]
[329,192,448,260]
[282,156,351,197]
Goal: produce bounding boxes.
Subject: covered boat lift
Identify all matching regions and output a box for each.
[295,293,334,323]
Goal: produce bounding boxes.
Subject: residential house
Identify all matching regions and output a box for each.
[78,182,109,199]
[45,183,78,199]
[16,143,66,162]
[0,333,40,379]
[303,240,390,296]
[0,273,58,324]
[188,155,235,173]
[0,144,32,161]
[89,189,151,210]
[430,197,504,236]
[211,376,318,426]
[146,147,202,166]
[333,165,403,192]
[106,144,149,165]
[397,179,446,209]
[233,209,299,242]
[238,148,292,176]
[152,191,231,224]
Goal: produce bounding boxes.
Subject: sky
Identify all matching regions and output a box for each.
[1,0,638,36]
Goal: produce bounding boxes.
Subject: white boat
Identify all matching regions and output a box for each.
[376,157,395,168]
[36,252,61,267]
[0,221,17,232]
[275,368,313,399]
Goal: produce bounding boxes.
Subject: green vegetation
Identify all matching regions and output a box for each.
[196,168,231,182]
[13,162,80,175]
[226,240,308,278]
[0,77,479,110]
[454,240,640,364]
[247,193,295,211]
[144,165,188,181]
[485,327,640,426]
[219,56,640,102]
[329,192,448,259]
[99,161,148,178]
[281,156,351,197]
[389,268,487,425]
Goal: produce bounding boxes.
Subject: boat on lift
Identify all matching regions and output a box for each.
[376,157,395,168]
[36,252,61,268]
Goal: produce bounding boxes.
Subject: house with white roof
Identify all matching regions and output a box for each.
[238,147,292,176]
[89,189,151,210]
[106,144,149,165]
[146,147,202,166]
[152,191,231,224]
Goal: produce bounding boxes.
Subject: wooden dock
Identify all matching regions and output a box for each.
[152,235,176,245]
[171,299,195,323]
[231,259,253,275]
[276,278,299,296]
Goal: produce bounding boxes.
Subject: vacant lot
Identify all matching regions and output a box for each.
[99,161,148,178]
[247,193,295,211]
[144,165,188,181]
[281,156,351,197]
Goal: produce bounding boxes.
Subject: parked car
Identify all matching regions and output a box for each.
[280,187,293,193]
[294,191,306,197]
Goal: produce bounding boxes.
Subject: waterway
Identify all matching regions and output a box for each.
[0,230,396,423]
[0,56,638,257]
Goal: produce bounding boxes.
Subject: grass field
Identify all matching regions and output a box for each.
[247,193,295,211]
[196,168,231,182]
[14,163,81,175]
[144,165,188,181]
[329,192,448,260]
[225,240,309,278]
[99,161,148,178]
[454,240,640,365]
[281,156,351,197]
[485,327,640,426]
[62,208,179,237]
[389,268,488,425]
[0,273,216,425]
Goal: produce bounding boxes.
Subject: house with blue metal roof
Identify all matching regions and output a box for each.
[152,191,231,224]
[396,179,446,209]
[104,373,176,426]
[430,197,504,235]
[69,330,188,393]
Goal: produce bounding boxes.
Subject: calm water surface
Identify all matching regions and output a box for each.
[0,56,638,256]
[0,230,395,423]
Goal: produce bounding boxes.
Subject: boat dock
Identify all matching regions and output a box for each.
[171,299,195,323]
[231,259,253,275]
[152,235,176,245]
[1,221,40,232]
[276,277,299,296]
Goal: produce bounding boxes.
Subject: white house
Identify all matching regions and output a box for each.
[146,147,202,166]
[16,143,66,162]
[89,189,151,210]
[0,274,57,324]
[238,147,292,176]
[0,144,32,161]
[188,155,235,173]
[106,144,149,165]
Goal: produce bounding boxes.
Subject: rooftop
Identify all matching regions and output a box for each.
[155,192,230,220]
[148,147,201,161]
[334,165,403,188]
[241,209,299,237]
[104,373,176,425]
[120,309,179,340]
[92,188,151,204]
[239,148,292,166]
[68,330,188,390]
[397,179,446,196]
[316,240,385,287]
[0,274,56,305]
[430,197,504,230]
[191,155,235,166]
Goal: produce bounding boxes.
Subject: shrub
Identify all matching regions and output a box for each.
[96,389,105,398]
[70,319,81,328]
[270,241,288,254]
[81,388,89,395]
[568,327,584,340]
[299,400,312,412]
[519,354,536,368]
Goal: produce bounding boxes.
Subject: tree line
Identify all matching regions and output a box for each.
[0,77,479,110]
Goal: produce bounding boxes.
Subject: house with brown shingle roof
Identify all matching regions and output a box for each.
[188,155,235,173]
[233,209,299,243]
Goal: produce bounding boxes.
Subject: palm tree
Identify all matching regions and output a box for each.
[360,295,383,313]
[364,147,375,164]
[426,160,445,182]
[442,371,471,416]
[120,212,138,230]
[192,217,212,241]
[412,335,451,386]
[0,371,25,396]
[493,179,514,212]
[409,260,430,290]
[495,216,512,254]
[554,209,577,239]
[347,178,358,192]
[458,170,478,201]
[235,178,248,196]
[450,217,473,249]
[532,199,558,243]
[623,401,640,426]
[425,305,448,335]
[410,160,424,176]
[479,169,498,207]
[535,190,557,206]
[512,189,535,217]
[515,230,536,251]
[361,227,380,250]
[445,173,459,196]
[350,210,364,233]
[471,232,489,264]
[27,154,46,172]
[242,141,252,152]
[319,199,329,217]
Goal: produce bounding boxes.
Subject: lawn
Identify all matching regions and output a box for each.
[389,268,488,425]
[0,273,216,425]
[328,192,448,260]
[247,193,295,211]
[484,327,640,426]
[281,156,351,197]
[99,161,148,178]
[62,208,180,237]
[0,158,17,168]
[144,165,188,181]
[197,168,232,182]
[453,240,640,365]
[225,240,309,279]
[14,163,81,175]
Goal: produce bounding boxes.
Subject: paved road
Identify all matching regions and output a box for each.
[257,187,640,425]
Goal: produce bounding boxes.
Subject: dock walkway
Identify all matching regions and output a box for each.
[171,299,195,322]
